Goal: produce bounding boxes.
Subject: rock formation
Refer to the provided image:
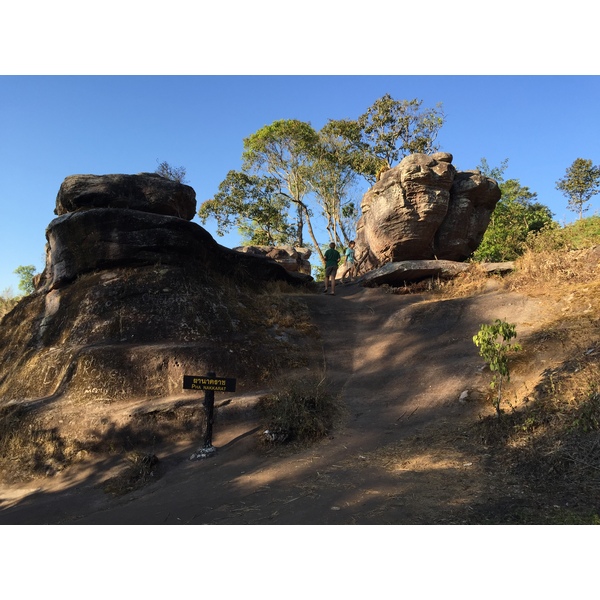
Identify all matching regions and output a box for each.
[0,173,312,406]
[233,245,312,275]
[355,153,501,272]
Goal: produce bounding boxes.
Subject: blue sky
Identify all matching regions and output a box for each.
[2,74,599,292]
[1,3,599,294]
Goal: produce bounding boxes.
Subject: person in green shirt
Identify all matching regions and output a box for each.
[323,242,341,295]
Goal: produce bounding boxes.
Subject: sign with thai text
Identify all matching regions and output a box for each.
[183,375,237,392]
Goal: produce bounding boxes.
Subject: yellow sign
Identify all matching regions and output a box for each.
[183,375,236,392]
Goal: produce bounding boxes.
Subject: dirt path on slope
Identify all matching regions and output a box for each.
[0,283,552,525]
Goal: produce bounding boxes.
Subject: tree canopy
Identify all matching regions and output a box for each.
[556,158,600,220]
[13,264,36,295]
[325,94,446,184]
[198,171,293,246]
[198,94,446,265]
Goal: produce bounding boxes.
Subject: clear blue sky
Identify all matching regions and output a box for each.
[2,74,599,292]
[1,3,598,294]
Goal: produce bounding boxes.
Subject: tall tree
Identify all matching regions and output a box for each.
[327,94,446,184]
[198,170,293,245]
[306,122,361,250]
[556,158,600,220]
[242,119,320,248]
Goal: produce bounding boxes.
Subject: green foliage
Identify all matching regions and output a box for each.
[556,158,600,219]
[204,96,446,259]
[155,160,188,183]
[242,119,319,247]
[525,215,600,253]
[477,157,509,183]
[473,319,521,416]
[326,94,445,184]
[14,265,36,295]
[474,159,554,261]
[561,214,600,247]
[307,121,361,247]
[198,170,294,245]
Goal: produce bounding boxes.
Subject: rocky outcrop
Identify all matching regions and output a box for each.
[36,174,311,292]
[360,260,515,287]
[55,173,197,220]
[233,245,312,275]
[355,153,501,271]
[0,173,312,406]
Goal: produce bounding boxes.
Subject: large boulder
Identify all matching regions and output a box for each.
[0,173,313,406]
[55,173,197,220]
[355,153,501,271]
[234,245,312,275]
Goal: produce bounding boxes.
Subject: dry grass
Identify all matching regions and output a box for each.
[347,244,600,522]
[389,263,504,299]
[256,376,344,447]
[102,452,160,496]
[0,405,83,482]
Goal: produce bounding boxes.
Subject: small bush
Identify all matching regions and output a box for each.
[473,319,521,417]
[102,452,160,496]
[257,377,343,445]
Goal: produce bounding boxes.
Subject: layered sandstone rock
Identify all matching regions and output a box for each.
[55,173,197,220]
[355,153,501,271]
[234,245,312,275]
[0,173,312,406]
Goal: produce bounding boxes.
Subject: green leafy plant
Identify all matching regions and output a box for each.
[13,264,36,296]
[473,319,522,417]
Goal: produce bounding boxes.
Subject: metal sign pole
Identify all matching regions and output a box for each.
[184,372,236,461]
[202,371,216,451]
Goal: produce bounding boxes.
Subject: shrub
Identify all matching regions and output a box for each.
[473,319,521,417]
[257,377,343,445]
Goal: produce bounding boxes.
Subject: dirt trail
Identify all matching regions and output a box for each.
[0,282,551,524]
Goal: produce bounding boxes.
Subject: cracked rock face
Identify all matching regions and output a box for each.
[55,173,197,220]
[0,173,310,404]
[355,153,501,271]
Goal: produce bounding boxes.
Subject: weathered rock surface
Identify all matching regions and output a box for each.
[0,173,313,406]
[55,173,197,220]
[360,260,514,287]
[355,153,501,271]
[234,245,312,275]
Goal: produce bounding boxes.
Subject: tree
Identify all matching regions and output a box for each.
[155,160,188,183]
[556,158,600,220]
[473,319,521,417]
[327,94,446,184]
[306,122,361,248]
[198,170,294,245]
[203,96,445,266]
[242,119,320,249]
[474,159,554,261]
[14,265,36,295]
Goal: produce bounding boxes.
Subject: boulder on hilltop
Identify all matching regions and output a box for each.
[355,153,501,272]
[0,173,312,406]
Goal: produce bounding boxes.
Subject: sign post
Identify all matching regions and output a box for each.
[183,372,237,460]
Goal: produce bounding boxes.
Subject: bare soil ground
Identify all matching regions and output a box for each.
[3,273,585,526]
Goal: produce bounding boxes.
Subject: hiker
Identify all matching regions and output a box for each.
[323,242,341,295]
[341,240,356,284]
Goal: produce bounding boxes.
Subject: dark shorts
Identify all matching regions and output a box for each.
[325,266,338,277]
